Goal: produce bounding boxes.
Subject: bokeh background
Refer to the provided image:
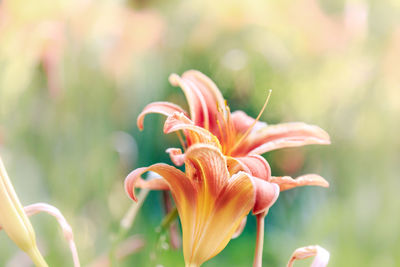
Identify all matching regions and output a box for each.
[1,0,399,266]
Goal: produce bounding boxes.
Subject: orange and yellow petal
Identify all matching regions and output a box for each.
[226,156,249,176]
[184,144,229,196]
[231,216,247,239]
[184,171,255,266]
[124,163,194,204]
[164,112,221,149]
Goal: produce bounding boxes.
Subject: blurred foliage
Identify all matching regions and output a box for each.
[0,0,399,266]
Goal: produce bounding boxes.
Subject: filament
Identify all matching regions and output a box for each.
[228,90,272,155]
[176,131,187,151]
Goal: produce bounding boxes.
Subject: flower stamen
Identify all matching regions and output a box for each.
[176,131,187,151]
[228,90,272,155]
[216,117,226,153]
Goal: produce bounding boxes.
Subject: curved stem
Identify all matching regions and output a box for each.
[253,213,266,267]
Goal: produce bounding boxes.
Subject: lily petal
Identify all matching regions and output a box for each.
[226,156,250,176]
[224,156,277,215]
[166,147,185,166]
[184,144,229,196]
[182,70,227,132]
[24,203,80,267]
[125,164,199,267]
[270,174,329,191]
[164,112,221,149]
[287,245,330,267]
[137,101,187,130]
[186,171,255,266]
[237,122,331,156]
[183,70,226,116]
[135,177,170,191]
[124,163,194,205]
[252,180,280,215]
[232,217,247,239]
[231,110,267,134]
[235,155,271,182]
[169,73,210,129]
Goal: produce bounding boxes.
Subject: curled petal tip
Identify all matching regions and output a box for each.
[168,73,180,86]
[125,168,170,203]
[137,102,186,131]
[318,134,331,145]
[136,119,144,131]
[287,245,330,267]
[166,148,185,166]
[124,170,140,202]
[163,112,193,134]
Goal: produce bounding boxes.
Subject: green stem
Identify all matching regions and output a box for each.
[159,207,178,233]
[109,188,150,266]
[152,207,178,265]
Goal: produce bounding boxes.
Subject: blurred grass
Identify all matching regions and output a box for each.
[1,0,400,266]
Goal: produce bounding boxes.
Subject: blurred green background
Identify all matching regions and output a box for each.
[1,0,399,266]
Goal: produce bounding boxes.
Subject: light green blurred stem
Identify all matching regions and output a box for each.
[185,264,199,267]
[27,246,48,267]
[159,207,178,232]
[152,207,178,266]
[120,188,150,231]
[109,188,150,266]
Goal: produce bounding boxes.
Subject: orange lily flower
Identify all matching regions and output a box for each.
[137,70,329,192]
[137,70,330,266]
[124,144,279,267]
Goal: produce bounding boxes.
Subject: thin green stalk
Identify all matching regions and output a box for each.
[109,188,150,266]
